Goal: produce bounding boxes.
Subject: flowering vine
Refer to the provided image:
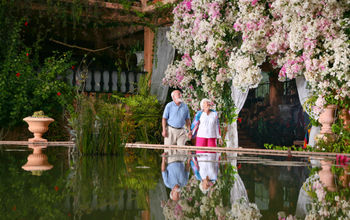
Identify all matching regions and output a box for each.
[230,0,350,117]
[163,0,239,120]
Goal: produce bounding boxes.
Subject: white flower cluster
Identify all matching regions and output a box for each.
[228,49,264,90]
[164,0,239,111]
[227,197,262,220]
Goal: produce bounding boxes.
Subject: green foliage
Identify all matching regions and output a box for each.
[0,12,75,128]
[306,118,350,153]
[264,143,302,151]
[69,95,126,155]
[0,150,68,219]
[221,81,238,124]
[113,74,163,144]
[66,151,161,217]
[31,110,48,118]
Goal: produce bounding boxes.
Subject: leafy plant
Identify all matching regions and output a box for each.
[0,13,75,128]
[113,74,163,144]
[69,95,126,155]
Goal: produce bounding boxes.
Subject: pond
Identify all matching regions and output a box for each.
[0,145,344,220]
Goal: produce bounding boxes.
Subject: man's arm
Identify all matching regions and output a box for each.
[162,118,168,138]
[161,152,167,171]
[185,157,191,172]
[186,118,192,139]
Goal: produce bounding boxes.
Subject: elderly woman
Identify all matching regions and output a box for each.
[190,98,222,193]
[191,98,222,148]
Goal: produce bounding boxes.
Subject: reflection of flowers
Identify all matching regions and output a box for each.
[228,198,261,220]
[302,169,350,220]
[162,166,262,219]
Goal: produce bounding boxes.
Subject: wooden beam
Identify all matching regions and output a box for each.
[30,2,150,24]
[125,143,350,159]
[144,27,154,74]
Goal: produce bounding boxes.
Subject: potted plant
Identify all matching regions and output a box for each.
[23,111,54,142]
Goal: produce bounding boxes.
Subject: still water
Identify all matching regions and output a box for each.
[0,145,331,220]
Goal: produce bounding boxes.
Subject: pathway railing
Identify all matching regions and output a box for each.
[66,69,147,94]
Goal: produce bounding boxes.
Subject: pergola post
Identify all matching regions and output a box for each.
[144,27,154,74]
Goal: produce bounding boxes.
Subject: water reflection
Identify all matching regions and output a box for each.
[1,144,350,219]
[161,152,261,219]
[295,158,350,219]
[22,144,53,176]
[161,151,190,201]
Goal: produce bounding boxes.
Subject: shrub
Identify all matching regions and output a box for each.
[0,14,75,128]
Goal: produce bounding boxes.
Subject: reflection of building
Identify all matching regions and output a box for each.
[22,144,53,176]
[240,163,309,218]
[254,182,269,211]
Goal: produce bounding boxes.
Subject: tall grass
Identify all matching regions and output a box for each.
[70,96,126,155]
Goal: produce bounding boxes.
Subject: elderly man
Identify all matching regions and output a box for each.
[162,90,191,144]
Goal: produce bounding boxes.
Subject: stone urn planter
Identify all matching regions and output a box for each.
[23,112,54,142]
[316,105,337,142]
[339,108,350,131]
[319,160,336,192]
[22,144,53,175]
[319,105,337,134]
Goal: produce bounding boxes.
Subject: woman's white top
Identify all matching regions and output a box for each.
[198,153,219,181]
[197,111,220,138]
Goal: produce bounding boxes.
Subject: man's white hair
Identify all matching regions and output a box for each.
[200,98,211,110]
[171,90,181,99]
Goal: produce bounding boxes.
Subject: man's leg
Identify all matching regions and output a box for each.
[165,127,185,163]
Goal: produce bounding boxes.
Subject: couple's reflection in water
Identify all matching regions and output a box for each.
[161,149,261,219]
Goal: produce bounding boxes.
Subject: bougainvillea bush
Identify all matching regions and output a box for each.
[163,0,240,122]
[0,10,75,128]
[165,0,350,123]
[230,0,350,117]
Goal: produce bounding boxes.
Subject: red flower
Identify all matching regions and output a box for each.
[16,72,21,78]
[26,53,29,57]
[71,65,75,70]
[57,92,61,96]
[54,186,59,191]
[24,21,28,26]
[237,117,242,123]
[237,163,242,169]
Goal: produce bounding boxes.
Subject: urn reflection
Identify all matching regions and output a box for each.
[22,144,53,175]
